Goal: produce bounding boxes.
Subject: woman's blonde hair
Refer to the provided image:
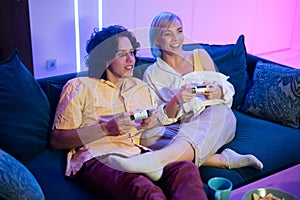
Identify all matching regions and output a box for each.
[149,12,182,58]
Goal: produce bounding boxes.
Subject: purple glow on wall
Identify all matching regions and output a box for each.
[29,0,300,78]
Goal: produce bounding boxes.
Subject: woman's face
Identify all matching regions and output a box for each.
[155,19,184,55]
[106,36,136,84]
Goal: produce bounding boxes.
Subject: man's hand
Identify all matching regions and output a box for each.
[101,112,135,136]
[140,109,161,129]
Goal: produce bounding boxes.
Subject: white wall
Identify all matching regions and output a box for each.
[29,0,300,78]
[29,0,76,78]
[29,0,98,78]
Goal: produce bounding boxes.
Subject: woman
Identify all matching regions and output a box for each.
[50,25,207,200]
[108,12,263,180]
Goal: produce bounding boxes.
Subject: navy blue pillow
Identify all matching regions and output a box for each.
[46,81,65,121]
[0,49,51,162]
[183,35,249,108]
[240,61,300,128]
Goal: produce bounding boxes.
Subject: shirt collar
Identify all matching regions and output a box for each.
[157,57,182,76]
[99,79,117,88]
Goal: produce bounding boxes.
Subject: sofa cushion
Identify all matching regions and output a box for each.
[200,109,300,188]
[0,148,45,200]
[25,149,97,200]
[240,61,300,128]
[134,57,156,80]
[182,35,249,108]
[0,49,51,162]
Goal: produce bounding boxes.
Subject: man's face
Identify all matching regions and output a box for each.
[106,36,136,83]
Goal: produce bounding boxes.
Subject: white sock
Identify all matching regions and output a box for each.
[108,152,163,181]
[221,148,263,170]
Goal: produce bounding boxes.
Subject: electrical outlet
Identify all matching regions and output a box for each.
[46,59,57,70]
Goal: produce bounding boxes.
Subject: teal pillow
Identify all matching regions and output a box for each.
[183,35,249,108]
[0,49,51,162]
[0,148,45,200]
[240,61,300,128]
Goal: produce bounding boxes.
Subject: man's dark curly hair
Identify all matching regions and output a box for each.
[85,25,140,79]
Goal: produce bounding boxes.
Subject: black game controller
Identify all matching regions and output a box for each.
[130,109,152,120]
[190,85,211,94]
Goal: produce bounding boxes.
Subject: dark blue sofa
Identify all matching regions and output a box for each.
[1,35,299,199]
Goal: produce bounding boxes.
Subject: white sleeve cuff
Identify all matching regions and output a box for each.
[157,103,181,125]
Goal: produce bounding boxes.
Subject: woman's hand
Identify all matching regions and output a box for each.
[164,85,196,118]
[175,84,196,105]
[202,81,223,100]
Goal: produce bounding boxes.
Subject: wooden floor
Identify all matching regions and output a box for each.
[256,47,300,69]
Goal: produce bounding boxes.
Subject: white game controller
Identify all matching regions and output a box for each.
[130,109,152,120]
[190,85,212,94]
